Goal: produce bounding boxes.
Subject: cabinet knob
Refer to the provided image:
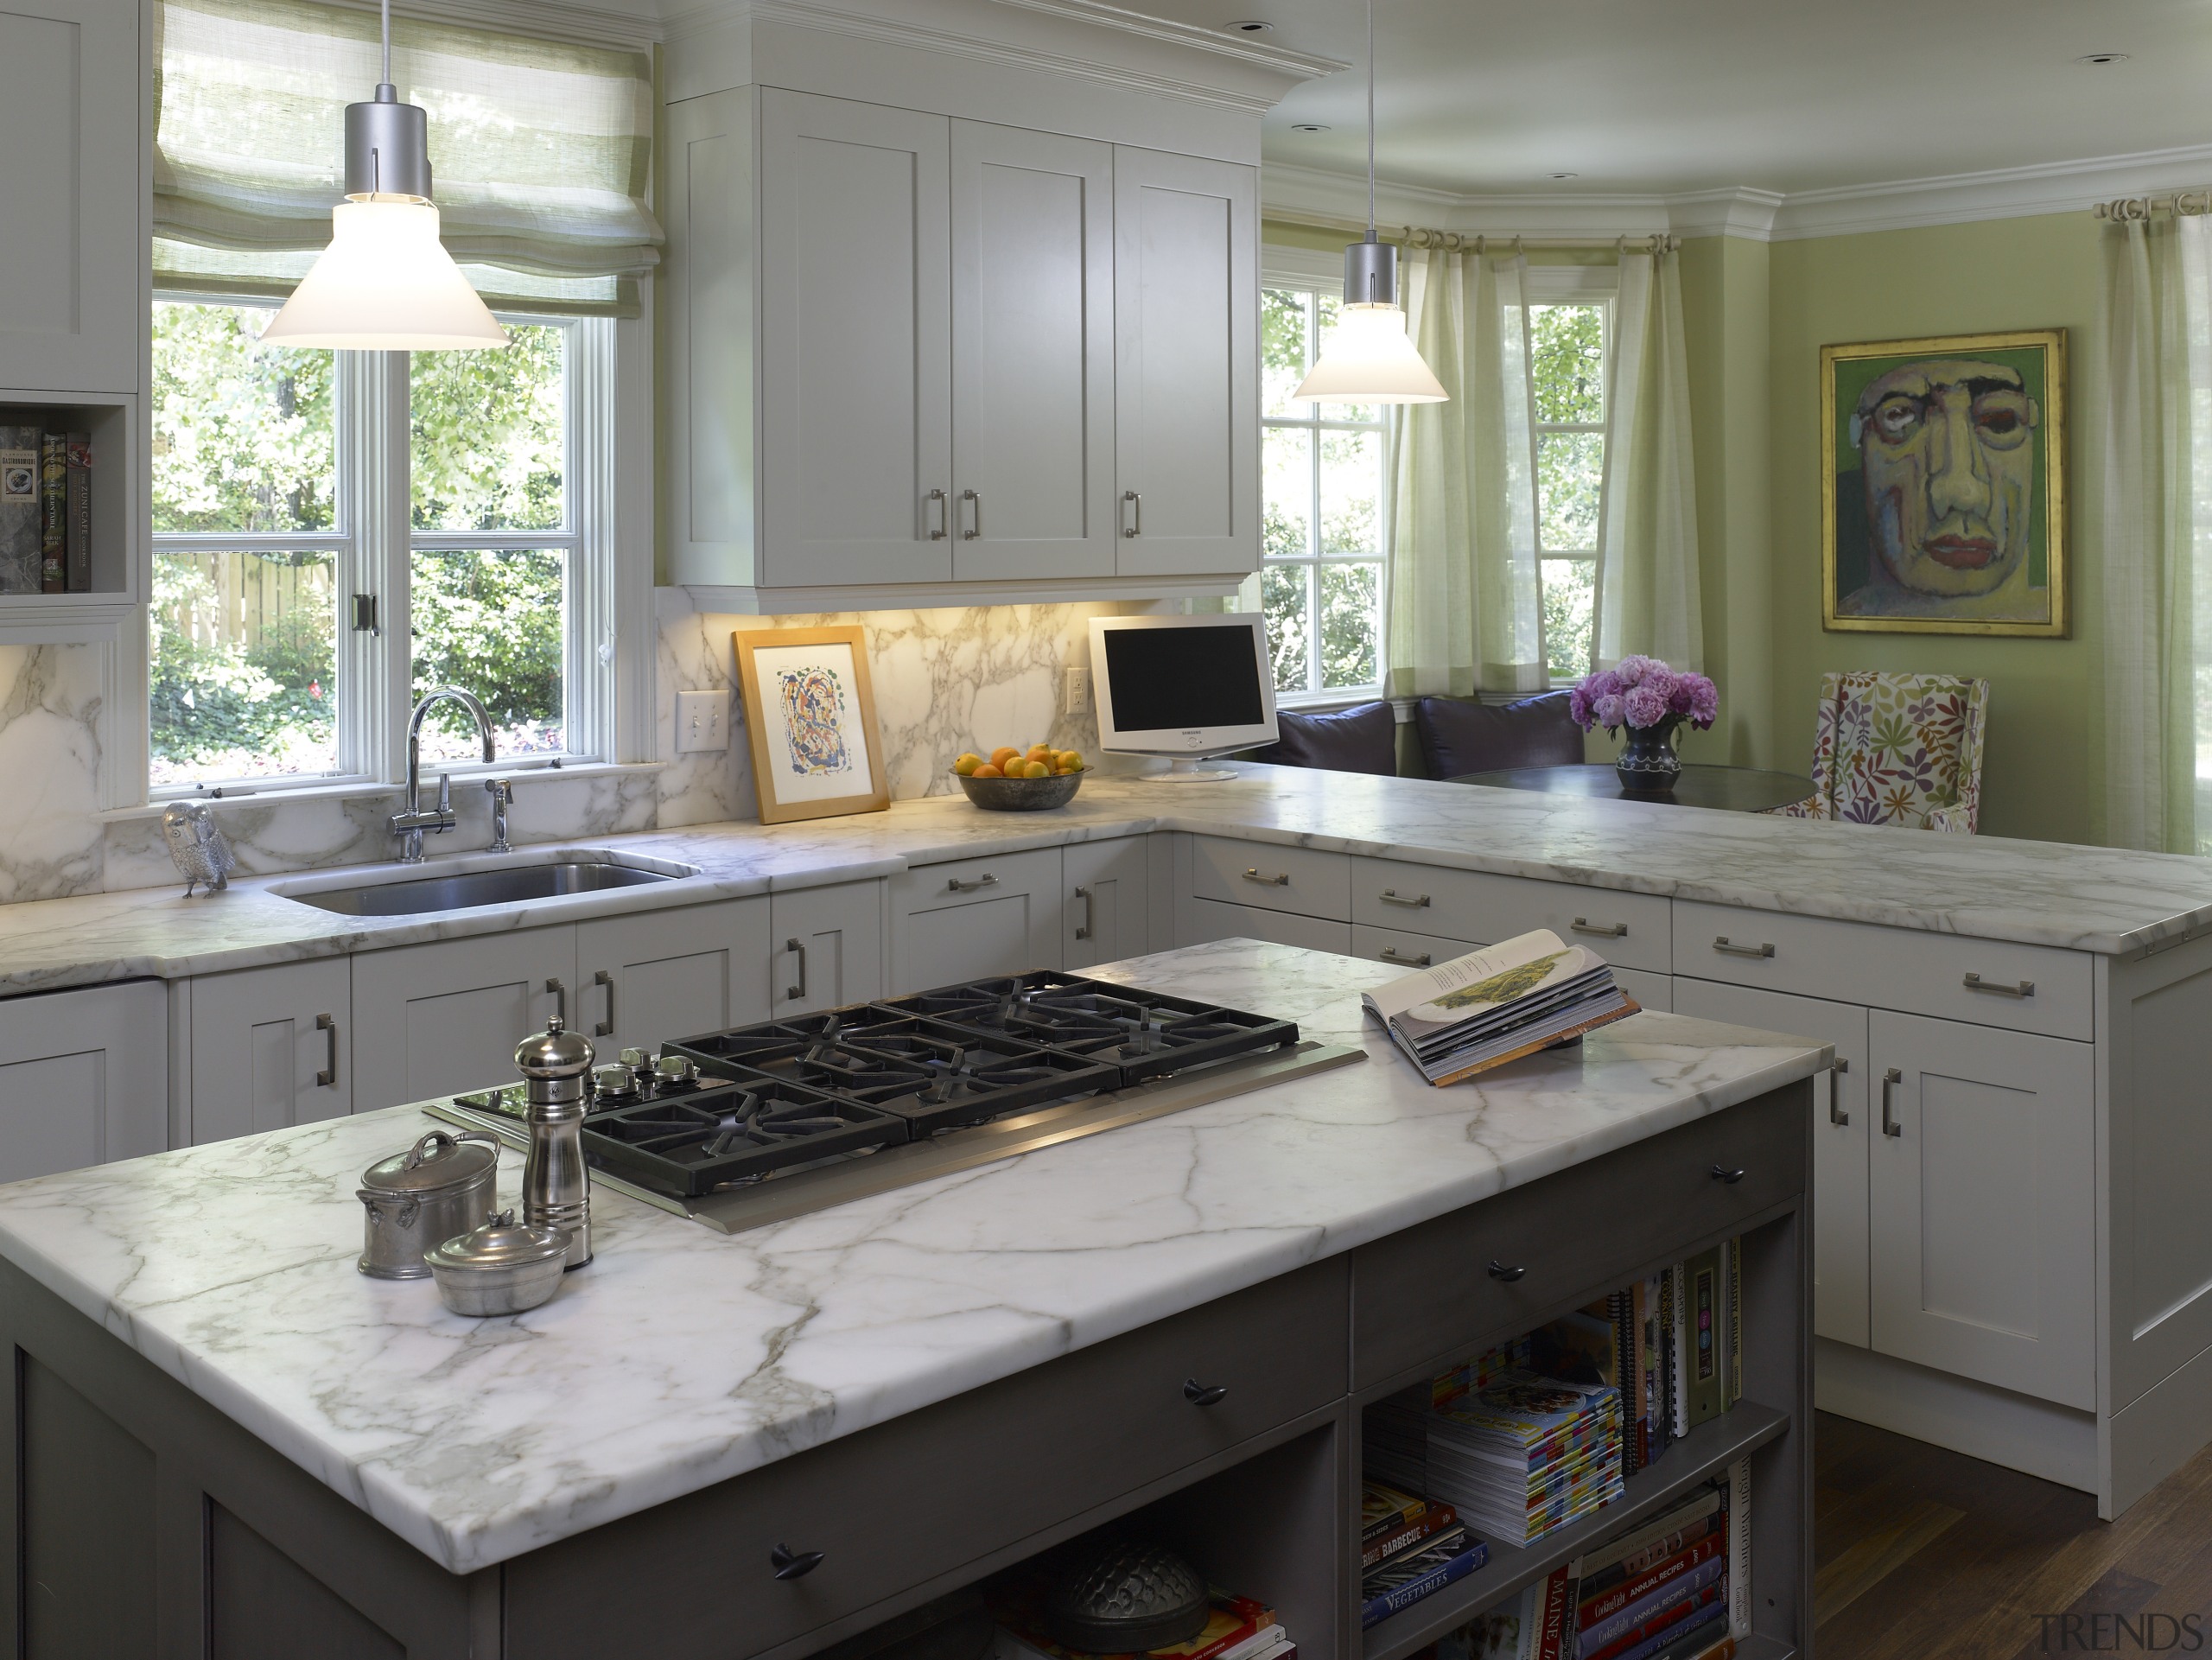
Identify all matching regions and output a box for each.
[1182,1377,1229,1406]
[1709,1163,1745,1185]
[770,1543,824,1581]
[1486,1259,1526,1283]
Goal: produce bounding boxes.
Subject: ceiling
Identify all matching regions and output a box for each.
[1138,0,2212,200]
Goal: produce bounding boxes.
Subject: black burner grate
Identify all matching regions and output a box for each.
[582,1076,905,1196]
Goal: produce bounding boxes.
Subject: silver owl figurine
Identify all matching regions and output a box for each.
[161,802,237,898]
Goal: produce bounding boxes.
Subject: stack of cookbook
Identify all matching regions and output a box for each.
[1360,929,1639,1084]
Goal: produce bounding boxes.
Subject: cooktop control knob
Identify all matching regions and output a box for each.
[654,1053,696,1086]
[593,1063,639,1100]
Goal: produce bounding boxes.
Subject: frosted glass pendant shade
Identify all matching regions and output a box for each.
[262,201,508,351]
[1291,302,1447,404]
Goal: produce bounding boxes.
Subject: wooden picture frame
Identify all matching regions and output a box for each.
[1821,328,2068,637]
[732,625,890,824]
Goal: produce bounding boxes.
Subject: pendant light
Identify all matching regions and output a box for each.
[1291,0,1446,405]
[261,0,507,351]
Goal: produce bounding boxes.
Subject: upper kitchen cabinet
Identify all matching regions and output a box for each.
[0,0,143,397]
[658,0,1326,614]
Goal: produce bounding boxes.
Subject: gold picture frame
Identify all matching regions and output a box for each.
[1821,328,2068,638]
[732,625,890,825]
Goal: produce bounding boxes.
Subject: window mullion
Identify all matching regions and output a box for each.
[343,348,410,786]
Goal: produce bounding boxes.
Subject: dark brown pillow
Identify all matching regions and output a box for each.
[1245,701,1397,776]
[1414,691,1582,779]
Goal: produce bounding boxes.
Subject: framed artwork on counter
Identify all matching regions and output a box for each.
[732,624,890,824]
[1821,328,2068,637]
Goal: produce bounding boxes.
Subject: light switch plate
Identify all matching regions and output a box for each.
[1065,666,1092,716]
[675,689,729,753]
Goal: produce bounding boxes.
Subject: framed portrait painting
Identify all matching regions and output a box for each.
[732,625,889,824]
[1821,329,2068,637]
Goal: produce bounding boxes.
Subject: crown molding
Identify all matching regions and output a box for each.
[1765,141,2212,240]
[331,0,661,48]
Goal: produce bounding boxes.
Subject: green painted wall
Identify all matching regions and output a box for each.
[1764,213,2105,844]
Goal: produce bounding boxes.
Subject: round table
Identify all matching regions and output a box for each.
[1447,762,1815,813]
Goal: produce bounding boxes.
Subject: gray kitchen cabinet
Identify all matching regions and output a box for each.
[771,881,887,1016]
[1111,147,1259,580]
[950,121,1116,582]
[0,0,143,396]
[0,981,165,1183]
[1868,1008,2095,1410]
[575,899,772,1057]
[892,848,1064,993]
[351,929,572,1111]
[1182,897,1350,955]
[1064,837,1150,970]
[758,89,953,589]
[184,959,352,1145]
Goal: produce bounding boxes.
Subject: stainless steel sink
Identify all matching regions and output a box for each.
[281,857,691,918]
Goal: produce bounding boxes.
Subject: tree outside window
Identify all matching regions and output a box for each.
[1530,301,1610,684]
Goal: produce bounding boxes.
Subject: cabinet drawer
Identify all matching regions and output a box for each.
[892,846,1063,991]
[1351,1086,1807,1390]
[1191,835,1350,920]
[1188,898,1351,953]
[505,1262,1346,1658]
[1352,859,1671,974]
[1673,900,2092,1040]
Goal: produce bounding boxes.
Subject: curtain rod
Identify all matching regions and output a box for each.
[1267,208,1679,252]
[2094,194,2212,221]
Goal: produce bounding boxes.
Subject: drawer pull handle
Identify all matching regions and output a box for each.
[1243,868,1291,887]
[785,938,808,1002]
[1710,1163,1745,1185]
[315,1013,339,1089]
[947,874,998,893]
[1074,885,1094,941]
[1182,1377,1229,1407]
[1829,1057,1850,1126]
[544,977,567,1021]
[1572,918,1629,938]
[769,1543,824,1581]
[1380,947,1432,968]
[1881,1067,1904,1138]
[1713,937,1775,959]
[1486,1260,1526,1283]
[1380,888,1430,907]
[1963,972,2034,998]
[592,968,616,1038]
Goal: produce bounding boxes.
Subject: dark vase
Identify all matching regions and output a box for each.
[1616,717,1683,795]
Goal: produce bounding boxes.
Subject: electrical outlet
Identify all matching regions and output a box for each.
[1065,666,1092,716]
[675,689,729,754]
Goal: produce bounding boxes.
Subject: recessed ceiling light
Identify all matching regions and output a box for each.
[1291,123,1331,133]
[1548,171,1580,181]
[1224,19,1274,31]
[2077,52,2130,64]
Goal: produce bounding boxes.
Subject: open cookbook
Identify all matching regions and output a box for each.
[1362,928,1641,1084]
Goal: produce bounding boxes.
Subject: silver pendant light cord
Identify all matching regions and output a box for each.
[1366,0,1376,238]
[382,0,391,87]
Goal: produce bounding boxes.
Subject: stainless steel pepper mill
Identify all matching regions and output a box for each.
[515,1016,594,1269]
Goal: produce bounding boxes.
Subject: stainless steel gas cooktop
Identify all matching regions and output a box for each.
[429,970,1361,1236]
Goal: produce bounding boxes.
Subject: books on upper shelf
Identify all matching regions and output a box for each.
[987,1582,1288,1660]
[1361,1522,1491,1629]
[0,422,91,596]
[1359,929,1640,1084]
[1411,1370,1624,1549]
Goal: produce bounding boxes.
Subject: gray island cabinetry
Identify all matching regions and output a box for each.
[0,942,1820,1660]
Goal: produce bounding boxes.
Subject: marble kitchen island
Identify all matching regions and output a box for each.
[0,939,1824,1660]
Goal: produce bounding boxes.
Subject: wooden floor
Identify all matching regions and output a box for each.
[1815,1410,2212,1657]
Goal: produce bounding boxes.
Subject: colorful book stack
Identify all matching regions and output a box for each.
[0,423,92,595]
[1359,1482,1490,1630]
[1415,1370,1624,1549]
[988,1585,1293,1660]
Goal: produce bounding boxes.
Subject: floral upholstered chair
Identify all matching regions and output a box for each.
[1769,671,1987,833]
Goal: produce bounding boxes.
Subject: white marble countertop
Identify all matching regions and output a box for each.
[5,761,2212,995]
[0,940,1828,1574]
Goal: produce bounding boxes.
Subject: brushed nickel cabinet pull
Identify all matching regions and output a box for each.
[315,1013,339,1089]
[947,873,998,893]
[1829,1057,1850,1126]
[925,487,948,540]
[1122,489,1142,537]
[1243,868,1290,887]
[1713,937,1776,959]
[1074,885,1095,941]
[1380,888,1430,908]
[1881,1066,1904,1137]
[785,938,808,1002]
[1963,972,2034,998]
[544,978,566,1021]
[960,488,982,540]
[591,968,616,1038]
[1380,947,1432,967]
[1573,918,1629,938]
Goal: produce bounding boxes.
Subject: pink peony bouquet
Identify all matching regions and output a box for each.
[1567,656,1718,735]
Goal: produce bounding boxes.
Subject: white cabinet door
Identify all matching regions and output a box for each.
[950,121,1116,582]
[1868,1010,2095,1409]
[771,881,887,1016]
[892,848,1064,993]
[0,0,141,394]
[187,959,352,1144]
[0,982,165,1182]
[1112,147,1257,579]
[1065,837,1150,970]
[575,899,772,1057]
[351,930,574,1111]
[1675,979,1871,1349]
[759,89,952,588]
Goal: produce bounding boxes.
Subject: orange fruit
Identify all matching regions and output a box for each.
[971,762,1004,779]
[989,747,1021,769]
[953,753,983,776]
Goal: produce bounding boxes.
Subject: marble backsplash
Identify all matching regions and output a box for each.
[0,596,1138,900]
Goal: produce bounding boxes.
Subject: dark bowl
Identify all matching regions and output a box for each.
[955,770,1083,811]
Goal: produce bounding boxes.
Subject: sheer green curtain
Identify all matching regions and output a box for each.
[1594,245,1703,670]
[1384,242,1547,698]
[2102,213,2212,853]
[154,0,661,315]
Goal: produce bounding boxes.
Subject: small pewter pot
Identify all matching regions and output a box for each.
[357,1129,500,1280]
[425,1210,570,1317]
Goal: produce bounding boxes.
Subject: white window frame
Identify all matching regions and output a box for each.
[1523,264,1616,687]
[147,298,648,801]
[1259,249,1391,710]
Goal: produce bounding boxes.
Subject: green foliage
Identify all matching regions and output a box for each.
[410,325,565,531]
[149,551,335,771]
[1530,304,1605,425]
[1260,563,1309,692]
[151,304,334,534]
[1319,563,1380,688]
[410,550,565,744]
[1541,557,1596,684]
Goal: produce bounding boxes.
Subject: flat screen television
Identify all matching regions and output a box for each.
[1088,614,1278,781]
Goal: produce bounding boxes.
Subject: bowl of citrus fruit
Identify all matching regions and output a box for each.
[953,744,1086,811]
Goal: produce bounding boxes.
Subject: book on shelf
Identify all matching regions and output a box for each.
[1363,1481,1446,1550]
[986,1585,1281,1660]
[1359,929,1640,1084]
[1438,1561,1575,1660]
[1587,1591,1726,1660]
[1363,1501,1462,1570]
[1570,1487,1722,1597]
[38,433,65,594]
[1579,1559,1726,1660]
[1416,1370,1624,1549]
[1579,1533,1725,1632]
[1359,1523,1490,1629]
[64,435,89,593]
[0,426,38,595]
[1726,1458,1751,1641]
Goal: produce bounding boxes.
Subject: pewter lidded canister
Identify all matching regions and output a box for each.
[516,1016,594,1269]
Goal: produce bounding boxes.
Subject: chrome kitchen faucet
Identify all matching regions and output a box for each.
[391,688,510,863]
